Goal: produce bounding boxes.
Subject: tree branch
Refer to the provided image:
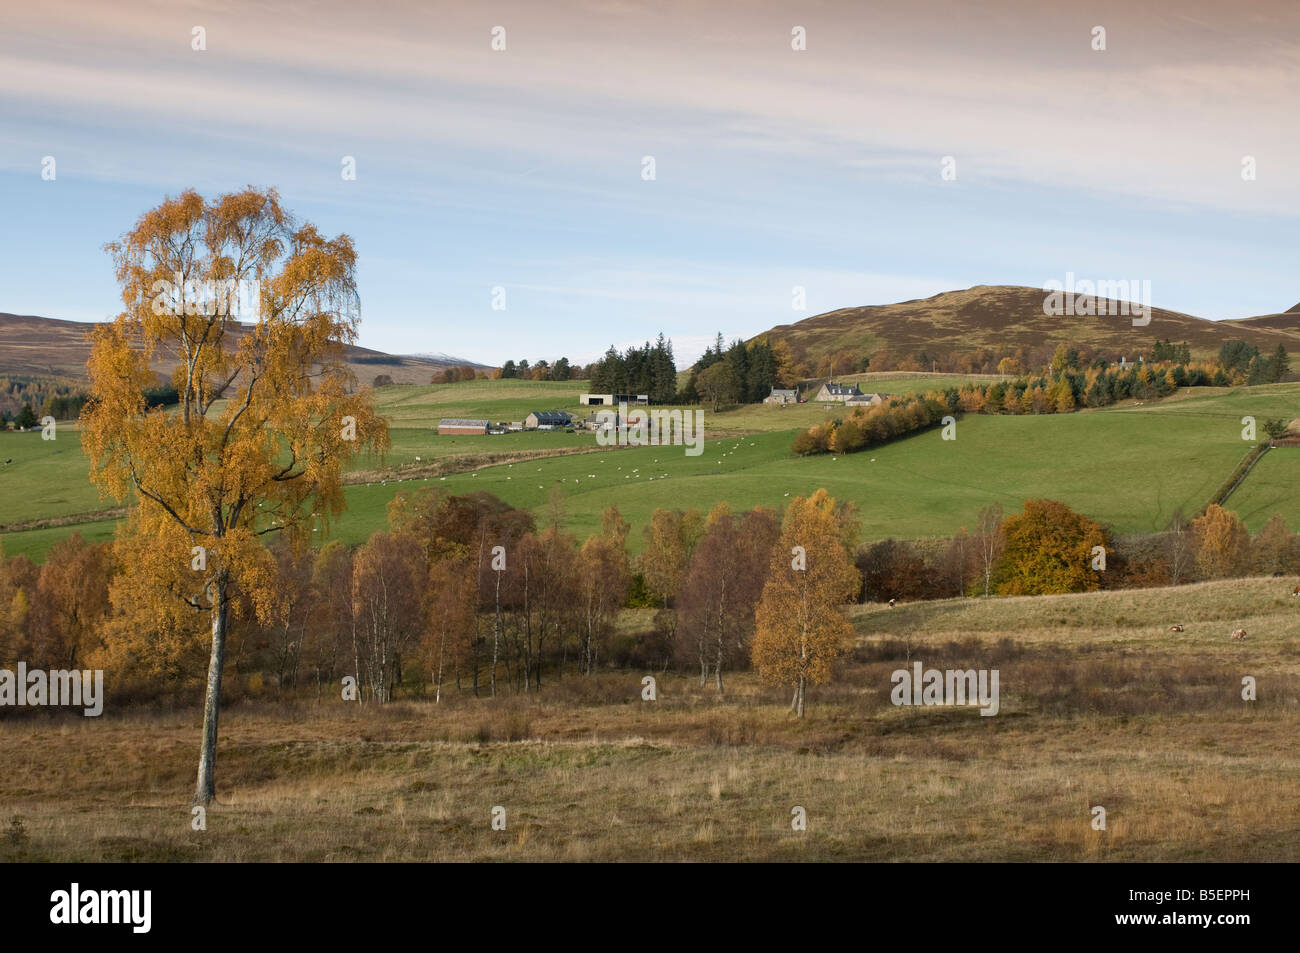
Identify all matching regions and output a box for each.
[130,463,206,535]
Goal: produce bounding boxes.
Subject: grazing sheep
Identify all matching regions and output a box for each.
[1230,628,1247,641]
[1169,625,1184,632]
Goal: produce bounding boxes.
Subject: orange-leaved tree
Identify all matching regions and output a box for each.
[1192,503,1250,580]
[83,187,388,804]
[994,499,1108,595]
[752,489,860,718]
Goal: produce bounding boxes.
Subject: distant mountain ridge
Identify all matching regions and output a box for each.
[755,285,1300,367]
[0,312,486,385]
[405,351,482,364]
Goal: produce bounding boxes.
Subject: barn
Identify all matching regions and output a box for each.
[580,393,648,406]
[526,410,571,429]
[437,418,489,435]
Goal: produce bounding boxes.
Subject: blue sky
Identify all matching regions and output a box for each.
[2,0,1297,367]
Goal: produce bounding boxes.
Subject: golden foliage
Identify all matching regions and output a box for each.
[752,489,860,712]
[81,188,389,789]
[1193,504,1251,580]
[995,499,1108,595]
[83,187,389,648]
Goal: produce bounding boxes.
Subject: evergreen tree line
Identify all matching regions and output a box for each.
[678,333,796,406]
[586,334,678,402]
[498,357,581,381]
[1218,340,1291,384]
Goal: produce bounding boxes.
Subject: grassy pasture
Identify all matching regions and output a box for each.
[0,428,107,524]
[376,378,587,425]
[2,576,1297,862]
[341,386,1299,550]
[3,380,1298,561]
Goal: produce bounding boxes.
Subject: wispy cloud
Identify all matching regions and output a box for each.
[1,0,1297,362]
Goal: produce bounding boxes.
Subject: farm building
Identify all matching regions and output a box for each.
[579,393,649,406]
[437,418,489,435]
[763,388,801,405]
[845,392,891,408]
[526,410,572,429]
[814,381,863,403]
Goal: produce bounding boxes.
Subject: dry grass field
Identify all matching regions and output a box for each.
[2,577,1298,862]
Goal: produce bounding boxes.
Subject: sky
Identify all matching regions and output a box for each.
[1,0,1297,368]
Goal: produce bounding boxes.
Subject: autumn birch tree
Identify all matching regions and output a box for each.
[640,508,703,670]
[352,531,423,703]
[975,503,1003,597]
[83,188,387,805]
[753,489,860,718]
[1192,504,1250,580]
[678,503,779,692]
[422,557,476,702]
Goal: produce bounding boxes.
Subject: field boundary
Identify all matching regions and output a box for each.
[1204,442,1272,513]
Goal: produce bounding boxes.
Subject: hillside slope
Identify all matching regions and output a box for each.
[0,312,483,385]
[759,285,1300,366]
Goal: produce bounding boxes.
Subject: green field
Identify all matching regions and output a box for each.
[2,378,1298,561]
[833,370,1009,392]
[376,379,586,423]
[0,429,108,523]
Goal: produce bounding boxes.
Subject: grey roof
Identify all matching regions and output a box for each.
[439,418,489,428]
[769,388,798,396]
[529,410,571,424]
[822,382,863,396]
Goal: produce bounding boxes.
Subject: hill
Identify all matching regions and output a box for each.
[758,285,1300,369]
[1221,310,1300,332]
[0,311,485,386]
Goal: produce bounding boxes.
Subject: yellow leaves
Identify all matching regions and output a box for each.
[640,508,694,604]
[86,187,391,670]
[705,500,732,527]
[1192,504,1251,580]
[752,490,861,691]
[996,499,1107,595]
